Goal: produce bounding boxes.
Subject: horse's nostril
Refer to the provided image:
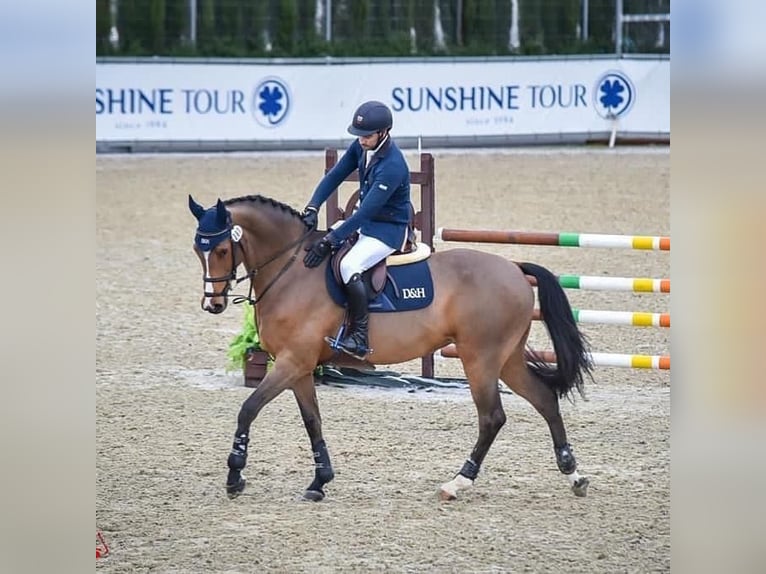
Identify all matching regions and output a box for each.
[203,302,225,314]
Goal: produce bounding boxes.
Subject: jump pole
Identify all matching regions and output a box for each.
[525,274,670,293]
[436,228,670,251]
[438,345,670,371]
[555,309,670,328]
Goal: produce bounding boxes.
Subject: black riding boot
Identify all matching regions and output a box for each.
[337,273,370,359]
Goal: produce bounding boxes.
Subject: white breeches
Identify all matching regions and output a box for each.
[340,234,395,284]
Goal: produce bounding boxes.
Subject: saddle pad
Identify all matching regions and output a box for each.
[325,258,434,313]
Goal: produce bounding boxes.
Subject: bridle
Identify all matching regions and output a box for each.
[201,223,314,307]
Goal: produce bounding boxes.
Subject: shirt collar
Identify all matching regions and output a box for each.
[366,133,391,164]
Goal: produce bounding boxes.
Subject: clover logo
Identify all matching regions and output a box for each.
[252,77,291,128]
[593,71,635,119]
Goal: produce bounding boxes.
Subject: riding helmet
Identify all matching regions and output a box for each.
[347,100,393,136]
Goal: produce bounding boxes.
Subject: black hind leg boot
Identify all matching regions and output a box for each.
[337,273,370,359]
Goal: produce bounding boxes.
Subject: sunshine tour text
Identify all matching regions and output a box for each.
[96,83,590,116]
[391,83,588,111]
[96,88,247,115]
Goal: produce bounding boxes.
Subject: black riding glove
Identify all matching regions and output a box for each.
[303,236,333,268]
[301,206,318,230]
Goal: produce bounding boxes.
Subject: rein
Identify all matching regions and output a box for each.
[227,226,313,306]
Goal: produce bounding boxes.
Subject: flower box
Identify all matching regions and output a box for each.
[244,347,270,388]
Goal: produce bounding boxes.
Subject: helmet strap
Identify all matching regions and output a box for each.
[373,130,390,152]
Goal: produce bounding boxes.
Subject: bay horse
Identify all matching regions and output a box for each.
[189,194,593,502]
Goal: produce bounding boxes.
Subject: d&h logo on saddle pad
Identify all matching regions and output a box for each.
[324,259,434,312]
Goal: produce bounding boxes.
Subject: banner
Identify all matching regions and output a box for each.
[96,58,669,146]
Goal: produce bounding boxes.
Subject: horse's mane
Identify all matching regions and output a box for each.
[223,194,304,222]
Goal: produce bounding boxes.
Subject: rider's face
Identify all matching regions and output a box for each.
[358,132,380,150]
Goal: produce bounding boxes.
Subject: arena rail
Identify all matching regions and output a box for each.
[323,149,670,377]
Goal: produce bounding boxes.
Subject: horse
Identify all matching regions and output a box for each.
[188,194,594,502]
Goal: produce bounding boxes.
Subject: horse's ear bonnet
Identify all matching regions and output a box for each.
[189,195,232,251]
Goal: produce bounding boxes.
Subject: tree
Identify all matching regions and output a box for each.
[149,0,167,54]
[540,0,579,53]
[247,0,270,54]
[198,0,216,51]
[165,0,189,50]
[461,0,494,53]
[296,0,320,53]
[117,0,150,54]
[97,0,666,58]
[275,0,299,55]
[96,0,112,54]
[586,0,615,53]
[349,0,370,46]
[220,0,246,52]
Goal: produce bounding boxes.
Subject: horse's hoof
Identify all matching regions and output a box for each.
[226,476,247,499]
[438,488,457,502]
[301,489,325,502]
[572,476,589,497]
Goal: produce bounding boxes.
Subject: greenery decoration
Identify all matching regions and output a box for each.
[226,302,322,377]
[226,302,269,372]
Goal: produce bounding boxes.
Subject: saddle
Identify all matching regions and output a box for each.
[330,221,429,300]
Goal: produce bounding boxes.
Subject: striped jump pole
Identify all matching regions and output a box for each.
[437,228,671,251]
[438,345,671,371]
[525,274,670,294]
[533,308,670,328]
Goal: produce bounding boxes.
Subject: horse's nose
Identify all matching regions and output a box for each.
[207,301,226,314]
[201,298,227,314]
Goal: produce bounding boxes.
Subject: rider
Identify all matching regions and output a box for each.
[301,100,412,360]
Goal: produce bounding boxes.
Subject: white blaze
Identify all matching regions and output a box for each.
[202,250,214,309]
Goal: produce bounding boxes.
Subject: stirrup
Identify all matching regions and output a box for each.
[324,335,372,360]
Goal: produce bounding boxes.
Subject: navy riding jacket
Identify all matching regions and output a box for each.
[307,137,411,250]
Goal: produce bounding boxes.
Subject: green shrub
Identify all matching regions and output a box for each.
[226,302,322,378]
[226,302,267,372]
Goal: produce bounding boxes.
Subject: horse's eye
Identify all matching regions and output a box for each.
[218,247,228,257]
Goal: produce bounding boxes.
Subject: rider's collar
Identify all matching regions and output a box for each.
[372,133,390,155]
[365,133,391,166]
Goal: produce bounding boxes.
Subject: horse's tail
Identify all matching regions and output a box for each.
[517,262,593,400]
